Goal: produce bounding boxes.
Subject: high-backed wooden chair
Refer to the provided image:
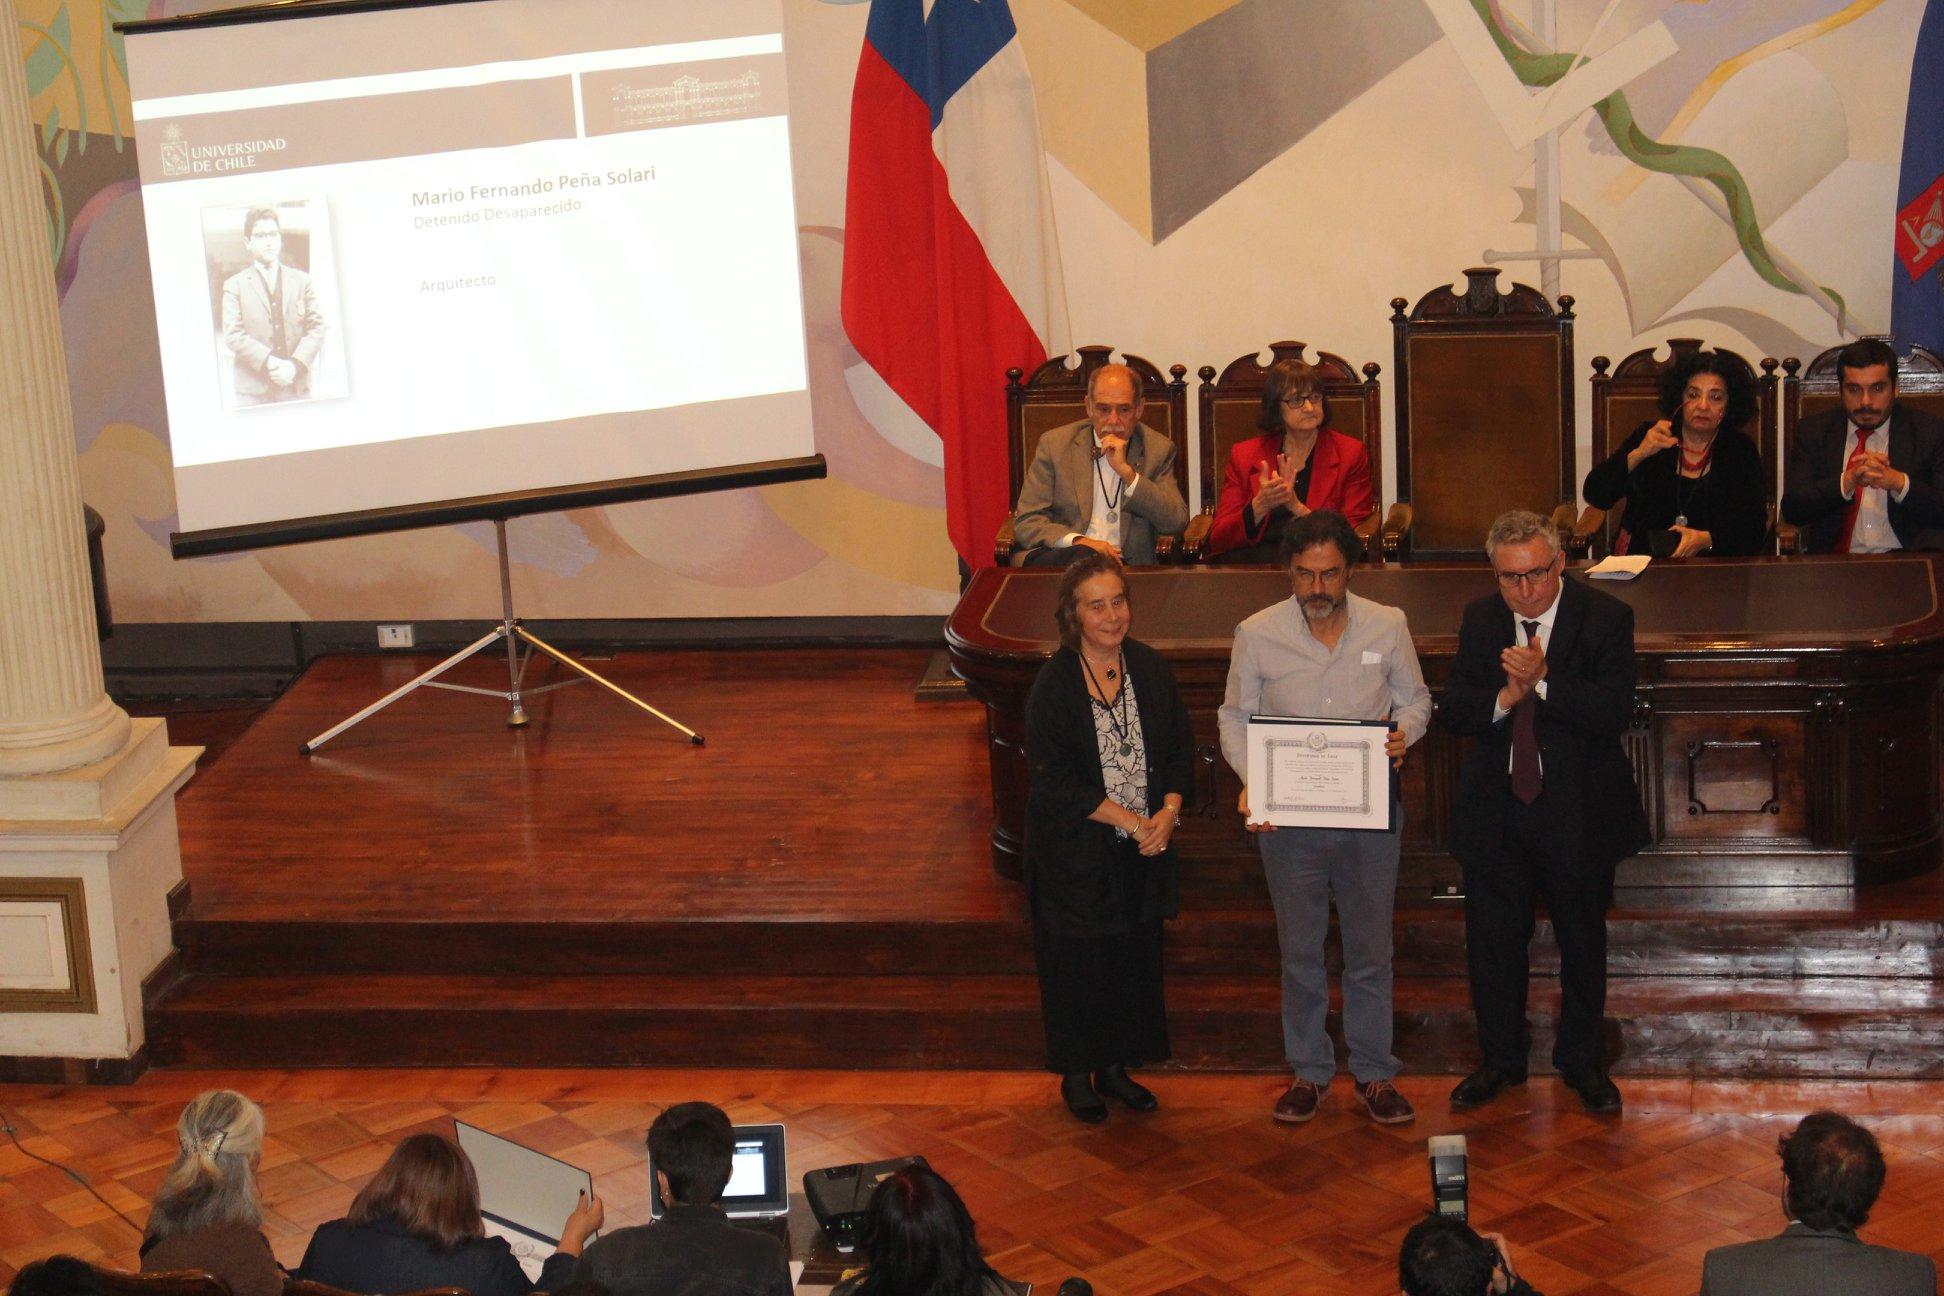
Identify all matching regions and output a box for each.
[994,345,1190,566]
[1569,338,1779,559]
[1181,341,1411,562]
[1390,268,1576,561]
[1778,339,1944,554]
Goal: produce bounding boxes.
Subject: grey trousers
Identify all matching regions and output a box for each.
[1258,812,1403,1085]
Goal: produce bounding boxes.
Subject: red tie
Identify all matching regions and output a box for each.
[1835,427,1872,555]
[1511,621,1542,804]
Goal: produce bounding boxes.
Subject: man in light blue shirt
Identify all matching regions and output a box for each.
[1218,510,1431,1125]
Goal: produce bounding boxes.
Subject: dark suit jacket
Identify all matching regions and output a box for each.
[1010,420,1189,564]
[1700,1222,1937,1296]
[1781,405,1944,552]
[297,1217,537,1296]
[539,1204,790,1296]
[1024,638,1194,938]
[1438,577,1649,873]
[1206,427,1376,559]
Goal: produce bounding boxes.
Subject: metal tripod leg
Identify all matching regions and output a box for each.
[515,626,704,745]
[300,626,509,753]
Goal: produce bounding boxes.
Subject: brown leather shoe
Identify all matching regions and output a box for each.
[1273,1078,1322,1124]
[1355,1079,1416,1125]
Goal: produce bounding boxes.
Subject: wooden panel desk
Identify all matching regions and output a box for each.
[946,557,1944,891]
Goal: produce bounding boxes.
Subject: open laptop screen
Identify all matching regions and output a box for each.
[651,1122,787,1219]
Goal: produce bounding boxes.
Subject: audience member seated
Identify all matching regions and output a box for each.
[1206,358,1375,563]
[829,1167,1026,1296]
[1781,338,1944,552]
[1398,1215,1541,1296]
[1700,1111,1935,1295]
[1582,348,1767,557]
[1011,362,1188,567]
[539,1102,790,1296]
[7,1257,102,1296]
[139,1091,282,1296]
[297,1132,601,1296]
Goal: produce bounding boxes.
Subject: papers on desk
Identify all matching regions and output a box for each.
[1587,555,1651,579]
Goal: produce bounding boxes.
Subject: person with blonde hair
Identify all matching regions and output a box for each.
[139,1090,281,1296]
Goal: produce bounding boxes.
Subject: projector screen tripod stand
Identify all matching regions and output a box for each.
[299,517,703,754]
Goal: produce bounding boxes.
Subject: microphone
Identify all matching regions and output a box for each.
[1428,1134,1468,1221]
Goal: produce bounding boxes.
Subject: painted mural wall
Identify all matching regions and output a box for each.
[19,0,1928,621]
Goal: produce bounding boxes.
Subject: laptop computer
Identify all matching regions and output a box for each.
[650,1122,789,1240]
[453,1120,595,1282]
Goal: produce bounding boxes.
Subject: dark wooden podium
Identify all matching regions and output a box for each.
[946,557,1944,891]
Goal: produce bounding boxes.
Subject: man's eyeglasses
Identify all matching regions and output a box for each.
[1494,565,1557,588]
[1280,392,1325,409]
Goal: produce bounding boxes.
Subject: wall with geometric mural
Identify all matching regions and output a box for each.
[18,0,1934,622]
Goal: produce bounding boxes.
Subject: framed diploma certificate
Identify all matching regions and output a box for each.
[1245,715,1396,832]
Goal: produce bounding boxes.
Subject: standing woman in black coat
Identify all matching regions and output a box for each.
[1024,550,1194,1124]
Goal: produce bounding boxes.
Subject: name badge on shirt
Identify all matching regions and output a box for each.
[1361,651,1383,665]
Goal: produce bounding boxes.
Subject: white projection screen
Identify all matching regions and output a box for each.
[119,0,823,557]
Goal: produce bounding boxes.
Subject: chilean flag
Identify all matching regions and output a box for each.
[842,0,1070,569]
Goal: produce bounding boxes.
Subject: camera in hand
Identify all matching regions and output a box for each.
[805,1154,929,1251]
[1428,1135,1467,1220]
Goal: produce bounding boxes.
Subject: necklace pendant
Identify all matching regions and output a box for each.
[1118,740,1134,757]
[1674,514,1687,528]
[1105,509,1117,524]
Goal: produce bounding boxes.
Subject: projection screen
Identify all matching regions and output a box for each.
[119,0,824,557]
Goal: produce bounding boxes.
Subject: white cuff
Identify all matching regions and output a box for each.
[1535,679,1548,701]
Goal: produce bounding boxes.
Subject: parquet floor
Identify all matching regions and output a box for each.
[6,1070,1944,1296]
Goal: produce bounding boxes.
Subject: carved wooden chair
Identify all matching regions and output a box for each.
[1182,341,1410,562]
[1390,268,1576,561]
[1778,339,1944,554]
[994,345,1190,566]
[1569,338,1779,559]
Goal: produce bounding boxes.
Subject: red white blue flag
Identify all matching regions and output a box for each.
[841,0,1070,569]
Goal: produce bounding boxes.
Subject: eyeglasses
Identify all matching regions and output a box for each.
[1291,567,1343,586]
[1281,392,1324,409]
[1494,565,1557,588]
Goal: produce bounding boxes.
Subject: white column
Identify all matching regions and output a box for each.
[0,0,132,776]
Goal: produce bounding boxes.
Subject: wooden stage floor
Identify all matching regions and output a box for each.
[144,647,1944,1076]
[7,1069,1944,1296]
[173,648,1014,924]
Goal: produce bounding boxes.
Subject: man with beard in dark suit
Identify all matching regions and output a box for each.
[1440,510,1649,1115]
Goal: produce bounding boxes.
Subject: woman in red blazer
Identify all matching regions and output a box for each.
[1207,358,1375,563]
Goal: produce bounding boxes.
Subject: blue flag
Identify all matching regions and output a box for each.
[1891,0,1944,351]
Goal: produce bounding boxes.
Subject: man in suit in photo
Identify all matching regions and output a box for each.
[1700,1111,1935,1295]
[1011,362,1189,566]
[1440,510,1649,1116]
[1781,337,1944,552]
[221,206,326,407]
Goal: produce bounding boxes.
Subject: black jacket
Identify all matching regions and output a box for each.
[1583,420,1768,556]
[1781,404,1944,552]
[1023,638,1194,938]
[1438,577,1649,873]
[297,1217,537,1296]
[538,1204,790,1296]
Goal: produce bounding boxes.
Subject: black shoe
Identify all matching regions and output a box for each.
[1095,1064,1158,1112]
[1450,1064,1527,1111]
[1561,1065,1622,1115]
[1061,1073,1107,1124]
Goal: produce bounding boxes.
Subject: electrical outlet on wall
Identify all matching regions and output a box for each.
[377,624,415,648]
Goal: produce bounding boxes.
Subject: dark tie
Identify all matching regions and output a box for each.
[1511,620,1542,804]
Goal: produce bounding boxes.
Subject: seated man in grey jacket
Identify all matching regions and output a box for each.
[1701,1111,1935,1296]
[541,1103,790,1296]
[1012,363,1188,566]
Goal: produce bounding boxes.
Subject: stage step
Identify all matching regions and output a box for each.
[172,907,1944,980]
[145,970,1944,1078]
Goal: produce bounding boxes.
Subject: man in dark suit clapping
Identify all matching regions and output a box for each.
[1782,337,1944,552]
[1440,510,1649,1115]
